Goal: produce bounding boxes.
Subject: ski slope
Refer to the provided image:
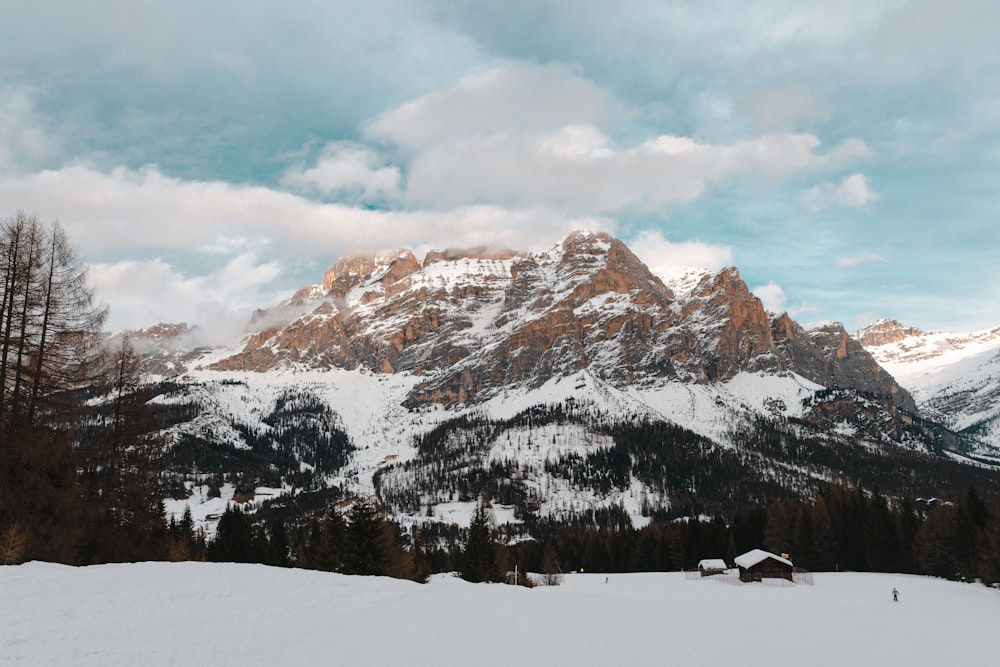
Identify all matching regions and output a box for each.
[1,562,996,666]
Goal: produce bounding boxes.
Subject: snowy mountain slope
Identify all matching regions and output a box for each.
[148,363,981,537]
[859,319,1000,459]
[114,233,999,534]
[3,562,997,667]
[158,367,824,530]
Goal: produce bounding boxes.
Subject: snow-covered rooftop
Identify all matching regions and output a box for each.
[734,549,793,569]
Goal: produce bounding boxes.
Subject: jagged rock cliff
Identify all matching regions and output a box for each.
[124,233,1000,535]
[206,231,913,412]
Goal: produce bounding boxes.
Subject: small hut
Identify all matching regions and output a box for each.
[697,558,728,576]
[733,549,793,582]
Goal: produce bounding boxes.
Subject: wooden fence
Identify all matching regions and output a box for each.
[684,567,814,586]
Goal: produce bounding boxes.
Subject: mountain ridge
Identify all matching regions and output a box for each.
[112,232,999,534]
[191,231,914,413]
[857,318,1000,459]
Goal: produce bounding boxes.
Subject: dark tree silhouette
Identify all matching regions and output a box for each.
[461,504,499,583]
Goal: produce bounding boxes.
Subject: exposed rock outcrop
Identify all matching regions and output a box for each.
[207,231,916,413]
[856,318,927,347]
[773,315,916,412]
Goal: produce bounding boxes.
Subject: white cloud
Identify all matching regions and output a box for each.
[835,251,885,269]
[366,64,620,149]
[751,281,819,318]
[0,163,611,261]
[362,65,873,214]
[803,173,878,210]
[539,124,613,159]
[630,229,733,274]
[733,85,828,132]
[0,163,618,330]
[282,143,401,201]
[752,281,788,314]
[90,252,284,339]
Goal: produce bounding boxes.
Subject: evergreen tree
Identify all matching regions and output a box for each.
[310,508,348,572]
[979,512,1000,586]
[863,486,897,572]
[914,503,959,579]
[956,485,989,580]
[808,493,838,571]
[764,500,799,561]
[895,497,920,574]
[267,519,290,567]
[344,496,387,576]
[461,503,499,582]
[168,506,197,561]
[208,505,258,563]
[539,542,563,585]
[409,531,432,583]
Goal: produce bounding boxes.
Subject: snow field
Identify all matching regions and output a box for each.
[1,562,996,667]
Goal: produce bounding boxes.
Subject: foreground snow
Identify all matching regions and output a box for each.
[1,563,997,666]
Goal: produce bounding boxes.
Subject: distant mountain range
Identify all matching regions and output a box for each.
[117,232,1000,534]
[857,318,1000,462]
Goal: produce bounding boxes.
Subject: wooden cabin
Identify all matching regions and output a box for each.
[697,558,728,576]
[733,549,793,582]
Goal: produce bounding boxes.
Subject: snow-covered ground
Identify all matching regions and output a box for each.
[2,562,996,666]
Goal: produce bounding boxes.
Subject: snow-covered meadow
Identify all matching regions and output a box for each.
[2,562,996,666]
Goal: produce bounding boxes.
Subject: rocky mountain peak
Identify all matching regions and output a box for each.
[772,318,916,413]
[196,231,916,413]
[856,318,927,347]
[320,249,421,297]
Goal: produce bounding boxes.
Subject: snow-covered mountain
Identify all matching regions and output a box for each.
[858,318,1000,462]
[118,233,998,534]
[203,231,912,411]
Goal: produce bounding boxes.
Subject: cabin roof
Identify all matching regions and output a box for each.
[733,549,792,569]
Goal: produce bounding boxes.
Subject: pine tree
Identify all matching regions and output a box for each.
[344,496,387,576]
[540,542,563,585]
[80,337,167,562]
[956,485,989,580]
[168,506,197,561]
[979,512,1000,586]
[267,519,290,567]
[863,486,897,572]
[409,531,432,583]
[895,497,920,574]
[461,503,499,583]
[808,493,838,571]
[209,505,258,563]
[914,503,959,579]
[764,500,799,560]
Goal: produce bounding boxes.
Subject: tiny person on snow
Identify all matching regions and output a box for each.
[892,587,899,602]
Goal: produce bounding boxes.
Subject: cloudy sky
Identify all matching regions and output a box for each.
[2,0,998,337]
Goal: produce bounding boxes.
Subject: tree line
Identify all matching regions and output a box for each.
[2,212,999,591]
[0,213,165,565]
[496,479,1000,586]
[170,476,1000,592]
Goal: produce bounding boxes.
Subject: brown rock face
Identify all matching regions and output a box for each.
[208,231,916,411]
[855,319,927,347]
[771,317,917,412]
[676,267,782,381]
